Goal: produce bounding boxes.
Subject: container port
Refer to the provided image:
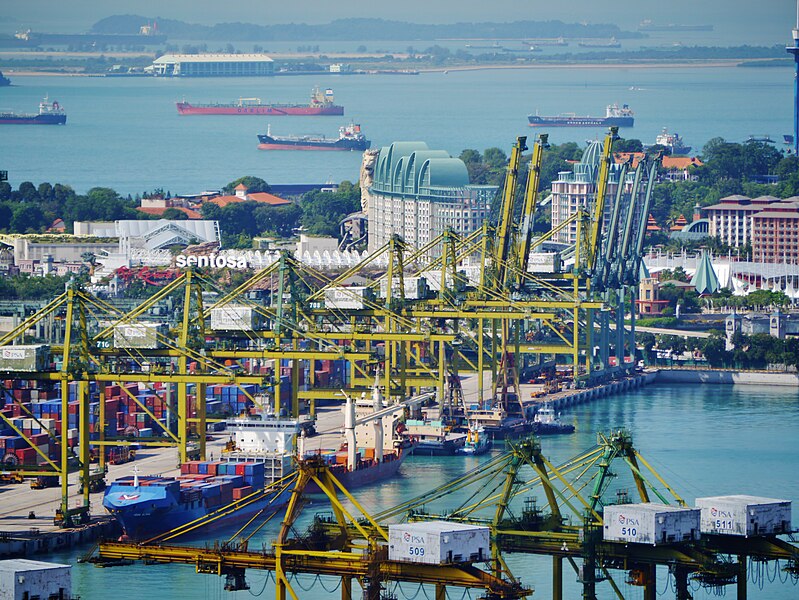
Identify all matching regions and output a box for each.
[0,129,796,600]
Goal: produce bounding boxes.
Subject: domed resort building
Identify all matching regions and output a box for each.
[364,142,497,257]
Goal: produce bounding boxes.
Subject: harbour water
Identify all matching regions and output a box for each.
[46,382,799,599]
[0,65,792,195]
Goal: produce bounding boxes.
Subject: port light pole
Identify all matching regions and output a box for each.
[788,1,799,155]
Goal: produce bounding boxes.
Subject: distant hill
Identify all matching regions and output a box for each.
[90,15,644,42]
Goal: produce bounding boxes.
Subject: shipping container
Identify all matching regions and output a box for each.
[695,495,791,537]
[209,304,263,331]
[113,323,167,350]
[0,559,72,600]
[378,277,429,300]
[418,270,467,293]
[0,345,50,372]
[603,503,700,545]
[526,252,562,274]
[388,522,490,565]
[323,286,375,310]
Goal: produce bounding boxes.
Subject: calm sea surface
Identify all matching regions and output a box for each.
[0,65,793,195]
[46,383,799,600]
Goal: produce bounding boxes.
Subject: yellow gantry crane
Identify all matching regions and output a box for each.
[95,457,531,600]
[1,128,643,526]
[91,432,799,600]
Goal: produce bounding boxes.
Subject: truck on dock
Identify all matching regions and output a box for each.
[30,475,59,489]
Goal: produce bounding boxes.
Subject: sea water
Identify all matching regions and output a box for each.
[0,66,792,195]
[46,383,799,599]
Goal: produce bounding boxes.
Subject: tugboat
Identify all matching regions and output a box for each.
[0,96,66,125]
[456,424,492,455]
[257,122,370,151]
[530,404,575,435]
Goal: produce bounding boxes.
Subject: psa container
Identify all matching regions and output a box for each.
[0,559,71,600]
[323,286,375,310]
[0,344,50,372]
[603,503,700,545]
[388,521,490,565]
[378,277,428,300]
[695,495,791,537]
[210,304,262,331]
[113,323,167,349]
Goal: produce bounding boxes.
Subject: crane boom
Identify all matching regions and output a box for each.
[493,137,527,290]
[516,134,549,278]
[586,127,619,273]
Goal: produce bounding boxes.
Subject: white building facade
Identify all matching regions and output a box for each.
[366,142,495,256]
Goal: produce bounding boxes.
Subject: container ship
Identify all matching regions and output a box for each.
[0,96,66,125]
[102,460,288,540]
[176,86,343,116]
[104,379,410,538]
[527,104,634,128]
[257,123,370,151]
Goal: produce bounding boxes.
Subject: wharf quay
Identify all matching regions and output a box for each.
[522,369,657,414]
[0,516,118,558]
[655,367,799,386]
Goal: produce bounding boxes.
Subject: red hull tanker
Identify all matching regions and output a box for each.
[177,86,343,116]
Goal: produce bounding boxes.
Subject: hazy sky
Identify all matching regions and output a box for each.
[2,0,796,46]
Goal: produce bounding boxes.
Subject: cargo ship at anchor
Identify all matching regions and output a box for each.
[0,96,66,125]
[528,103,634,127]
[257,123,370,151]
[176,86,343,116]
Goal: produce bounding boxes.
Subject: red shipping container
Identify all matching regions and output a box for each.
[232,486,253,500]
[16,447,36,463]
[235,464,246,476]
[30,433,49,446]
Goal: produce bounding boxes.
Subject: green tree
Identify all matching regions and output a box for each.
[702,334,729,367]
[222,176,270,194]
[10,203,47,232]
[18,181,39,202]
[162,208,189,220]
[613,138,643,153]
[483,147,508,170]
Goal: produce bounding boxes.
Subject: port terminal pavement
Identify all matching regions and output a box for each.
[0,370,655,557]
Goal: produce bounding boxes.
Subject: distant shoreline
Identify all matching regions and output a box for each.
[2,59,756,78]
